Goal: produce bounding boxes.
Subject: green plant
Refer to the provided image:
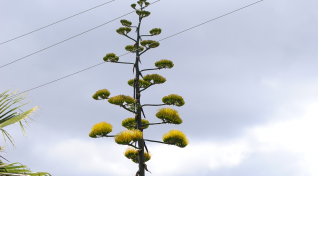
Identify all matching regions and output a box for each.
[89,1,189,176]
[0,89,50,176]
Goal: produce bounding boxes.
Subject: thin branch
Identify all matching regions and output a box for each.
[95,135,115,138]
[140,35,153,37]
[124,34,137,42]
[114,61,134,65]
[139,48,150,56]
[142,104,167,107]
[140,68,161,72]
[120,105,136,114]
[144,141,149,153]
[141,107,146,119]
[140,84,154,92]
[143,122,167,127]
[144,139,174,145]
[128,143,140,150]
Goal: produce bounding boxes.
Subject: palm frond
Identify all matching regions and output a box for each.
[0,106,38,129]
[0,159,51,176]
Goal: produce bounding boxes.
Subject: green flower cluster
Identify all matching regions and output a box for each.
[127,79,151,88]
[162,94,185,107]
[136,10,151,18]
[92,89,110,100]
[103,53,119,62]
[115,130,143,145]
[156,107,182,124]
[120,19,132,27]
[143,74,166,84]
[125,45,144,53]
[155,59,174,69]
[137,0,149,7]
[149,28,161,36]
[89,122,113,138]
[116,27,132,35]
[122,118,149,130]
[124,147,151,163]
[163,130,189,148]
[140,40,160,49]
[108,95,135,106]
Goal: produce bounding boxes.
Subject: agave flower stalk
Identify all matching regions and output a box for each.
[89,0,189,176]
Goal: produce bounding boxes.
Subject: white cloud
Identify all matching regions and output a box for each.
[251,102,318,175]
[34,102,318,175]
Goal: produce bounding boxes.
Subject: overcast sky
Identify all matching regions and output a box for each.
[1,0,317,175]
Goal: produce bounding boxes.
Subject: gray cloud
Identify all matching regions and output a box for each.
[1,0,317,175]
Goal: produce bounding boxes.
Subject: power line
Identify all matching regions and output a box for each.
[0,0,116,46]
[10,0,264,98]
[0,0,161,69]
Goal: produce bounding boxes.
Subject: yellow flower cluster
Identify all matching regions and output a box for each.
[143,74,166,84]
[163,129,189,148]
[124,147,151,164]
[156,107,182,124]
[89,122,113,138]
[127,79,151,88]
[115,129,143,145]
[108,95,135,106]
[155,59,174,69]
[92,89,110,100]
[162,94,185,107]
[122,118,149,130]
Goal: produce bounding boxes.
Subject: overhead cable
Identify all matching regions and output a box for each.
[10,0,264,97]
[0,0,116,46]
[0,0,161,69]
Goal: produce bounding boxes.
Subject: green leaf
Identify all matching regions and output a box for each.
[0,106,38,129]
